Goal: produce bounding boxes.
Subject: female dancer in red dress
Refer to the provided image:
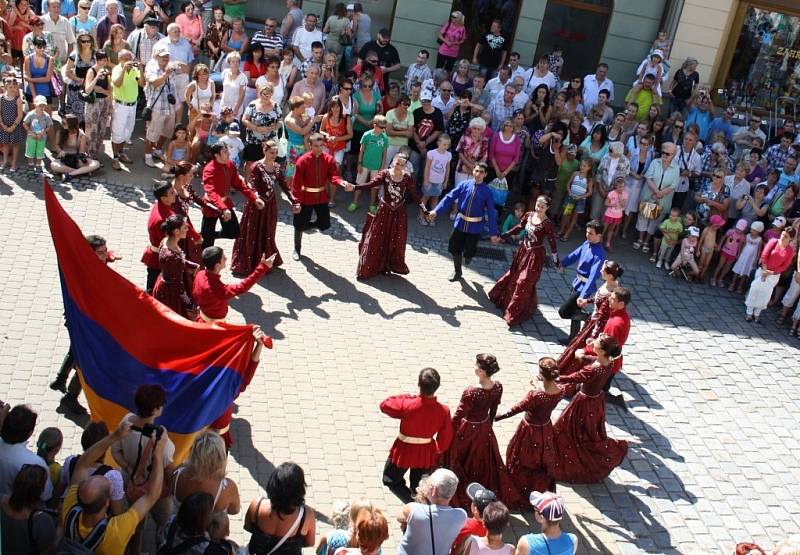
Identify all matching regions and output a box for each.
[440,354,523,510]
[231,140,296,275]
[152,215,200,318]
[488,195,560,326]
[556,260,623,377]
[170,161,222,266]
[495,357,565,507]
[552,334,628,484]
[353,155,426,279]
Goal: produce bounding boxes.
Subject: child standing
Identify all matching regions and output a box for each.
[420,134,452,226]
[730,220,764,293]
[656,207,684,269]
[602,176,628,251]
[711,218,747,287]
[670,226,700,280]
[697,214,725,281]
[559,158,593,242]
[162,123,190,177]
[218,121,244,169]
[502,202,527,243]
[651,30,672,58]
[23,95,52,168]
[350,115,389,214]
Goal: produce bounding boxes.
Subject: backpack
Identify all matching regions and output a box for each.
[156,520,230,555]
[56,505,108,554]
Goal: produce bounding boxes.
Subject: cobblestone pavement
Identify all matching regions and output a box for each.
[2,166,799,554]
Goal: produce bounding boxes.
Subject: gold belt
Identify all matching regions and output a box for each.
[199,310,225,323]
[303,186,325,193]
[458,213,483,223]
[397,433,432,445]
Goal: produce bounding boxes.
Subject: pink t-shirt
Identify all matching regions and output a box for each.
[604,190,628,219]
[438,23,466,58]
[721,229,745,257]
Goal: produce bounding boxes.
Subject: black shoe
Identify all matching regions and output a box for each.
[60,395,88,415]
[448,271,462,282]
[464,257,472,266]
[50,377,67,393]
[291,249,301,261]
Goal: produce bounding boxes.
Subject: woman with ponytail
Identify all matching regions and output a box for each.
[152,214,200,319]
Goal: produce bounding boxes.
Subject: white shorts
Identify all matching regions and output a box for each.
[322,146,345,165]
[111,102,137,144]
[172,73,190,105]
[781,272,800,308]
[146,110,176,143]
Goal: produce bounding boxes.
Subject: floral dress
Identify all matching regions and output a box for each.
[0,94,25,144]
[64,52,95,122]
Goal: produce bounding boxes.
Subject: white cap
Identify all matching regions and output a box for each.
[33,95,48,106]
[688,226,700,237]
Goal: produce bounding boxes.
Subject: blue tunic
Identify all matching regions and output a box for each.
[433,179,499,236]
[560,240,605,299]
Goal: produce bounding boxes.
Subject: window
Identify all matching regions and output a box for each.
[723,4,800,114]
[535,0,612,79]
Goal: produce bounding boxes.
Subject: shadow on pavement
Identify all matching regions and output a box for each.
[230,409,276,491]
[362,274,461,326]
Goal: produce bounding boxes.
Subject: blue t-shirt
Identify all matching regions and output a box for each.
[524,532,576,555]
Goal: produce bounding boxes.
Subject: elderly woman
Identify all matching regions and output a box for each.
[489,117,521,202]
[174,1,203,59]
[455,116,489,184]
[220,50,247,117]
[592,141,630,220]
[171,431,240,514]
[245,462,316,555]
[205,6,230,67]
[436,10,466,71]
[622,133,654,238]
[634,142,680,252]
[0,465,58,554]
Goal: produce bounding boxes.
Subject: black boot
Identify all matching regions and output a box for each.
[292,230,303,261]
[50,350,74,393]
[60,393,87,415]
[449,255,463,281]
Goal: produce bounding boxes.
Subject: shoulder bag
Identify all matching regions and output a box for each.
[141,77,169,123]
[247,499,305,555]
[639,168,666,220]
[276,121,288,159]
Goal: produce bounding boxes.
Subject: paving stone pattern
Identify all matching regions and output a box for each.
[1,169,799,554]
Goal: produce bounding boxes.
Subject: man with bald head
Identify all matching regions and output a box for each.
[60,419,166,554]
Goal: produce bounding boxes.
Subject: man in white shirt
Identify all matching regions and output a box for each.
[733,115,767,161]
[432,81,456,126]
[523,55,556,96]
[583,63,614,110]
[404,49,432,95]
[154,24,193,124]
[0,404,53,501]
[42,0,75,64]
[673,131,703,210]
[485,65,511,99]
[507,51,526,80]
[291,13,322,65]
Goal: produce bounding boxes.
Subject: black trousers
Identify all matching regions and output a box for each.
[382,458,431,504]
[559,289,584,339]
[201,211,241,250]
[448,228,480,259]
[146,267,161,294]
[293,203,331,231]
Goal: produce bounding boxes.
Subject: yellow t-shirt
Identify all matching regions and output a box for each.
[61,484,140,555]
[112,65,141,103]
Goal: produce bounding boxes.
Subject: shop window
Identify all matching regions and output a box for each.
[724,5,800,114]
[535,0,612,79]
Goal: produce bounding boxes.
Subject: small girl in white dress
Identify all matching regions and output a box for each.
[729,220,764,294]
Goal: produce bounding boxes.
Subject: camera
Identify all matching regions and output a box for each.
[167,93,176,105]
[139,423,164,440]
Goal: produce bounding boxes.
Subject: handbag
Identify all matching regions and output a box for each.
[276,121,288,158]
[639,170,666,220]
[142,78,169,123]
[488,176,508,207]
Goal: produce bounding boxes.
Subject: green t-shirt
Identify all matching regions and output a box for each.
[659,218,684,246]
[625,88,662,121]
[360,130,389,170]
[223,0,246,21]
[556,158,580,192]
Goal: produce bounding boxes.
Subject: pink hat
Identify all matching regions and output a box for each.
[710,215,725,227]
[735,218,748,232]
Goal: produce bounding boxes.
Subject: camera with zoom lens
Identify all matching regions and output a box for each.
[167,93,176,105]
[139,423,164,440]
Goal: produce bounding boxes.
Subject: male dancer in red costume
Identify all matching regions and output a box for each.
[192,246,275,323]
[142,181,176,293]
[380,368,453,503]
[290,133,354,261]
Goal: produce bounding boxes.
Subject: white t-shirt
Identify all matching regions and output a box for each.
[523,69,556,95]
[220,69,248,113]
[426,148,452,185]
[291,27,323,63]
[254,74,286,107]
[110,414,175,478]
[218,135,244,161]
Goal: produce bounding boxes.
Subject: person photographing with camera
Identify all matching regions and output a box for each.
[111,384,176,555]
[111,49,145,171]
[143,48,179,170]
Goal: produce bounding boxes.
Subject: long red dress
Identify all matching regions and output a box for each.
[556,288,612,377]
[552,361,628,483]
[495,388,565,507]
[231,161,295,274]
[152,246,199,318]
[488,214,559,326]
[440,383,524,510]
[356,170,421,279]
[173,184,222,265]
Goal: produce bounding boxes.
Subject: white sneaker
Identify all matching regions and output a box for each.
[656,260,663,269]
[144,156,157,168]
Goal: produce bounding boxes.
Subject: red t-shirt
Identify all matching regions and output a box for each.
[243,61,268,84]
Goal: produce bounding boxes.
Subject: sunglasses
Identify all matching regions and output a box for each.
[79,39,91,44]
[341,86,352,91]
[79,4,89,7]
[661,150,673,155]
[674,124,684,129]
[201,113,212,118]
[441,88,453,92]
[713,174,724,178]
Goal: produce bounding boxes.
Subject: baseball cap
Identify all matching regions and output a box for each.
[530,491,565,521]
[155,48,171,58]
[688,226,700,237]
[33,95,48,106]
[710,214,725,227]
[228,122,240,135]
[772,216,787,227]
[466,482,496,512]
[420,90,433,102]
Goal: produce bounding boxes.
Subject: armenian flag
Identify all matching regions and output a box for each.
[45,184,257,462]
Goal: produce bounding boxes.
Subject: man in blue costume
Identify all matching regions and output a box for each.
[428,162,500,281]
[558,219,606,340]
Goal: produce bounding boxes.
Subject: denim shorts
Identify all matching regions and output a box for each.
[422,182,443,197]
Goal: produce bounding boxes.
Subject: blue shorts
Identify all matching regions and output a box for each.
[422,182,443,197]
